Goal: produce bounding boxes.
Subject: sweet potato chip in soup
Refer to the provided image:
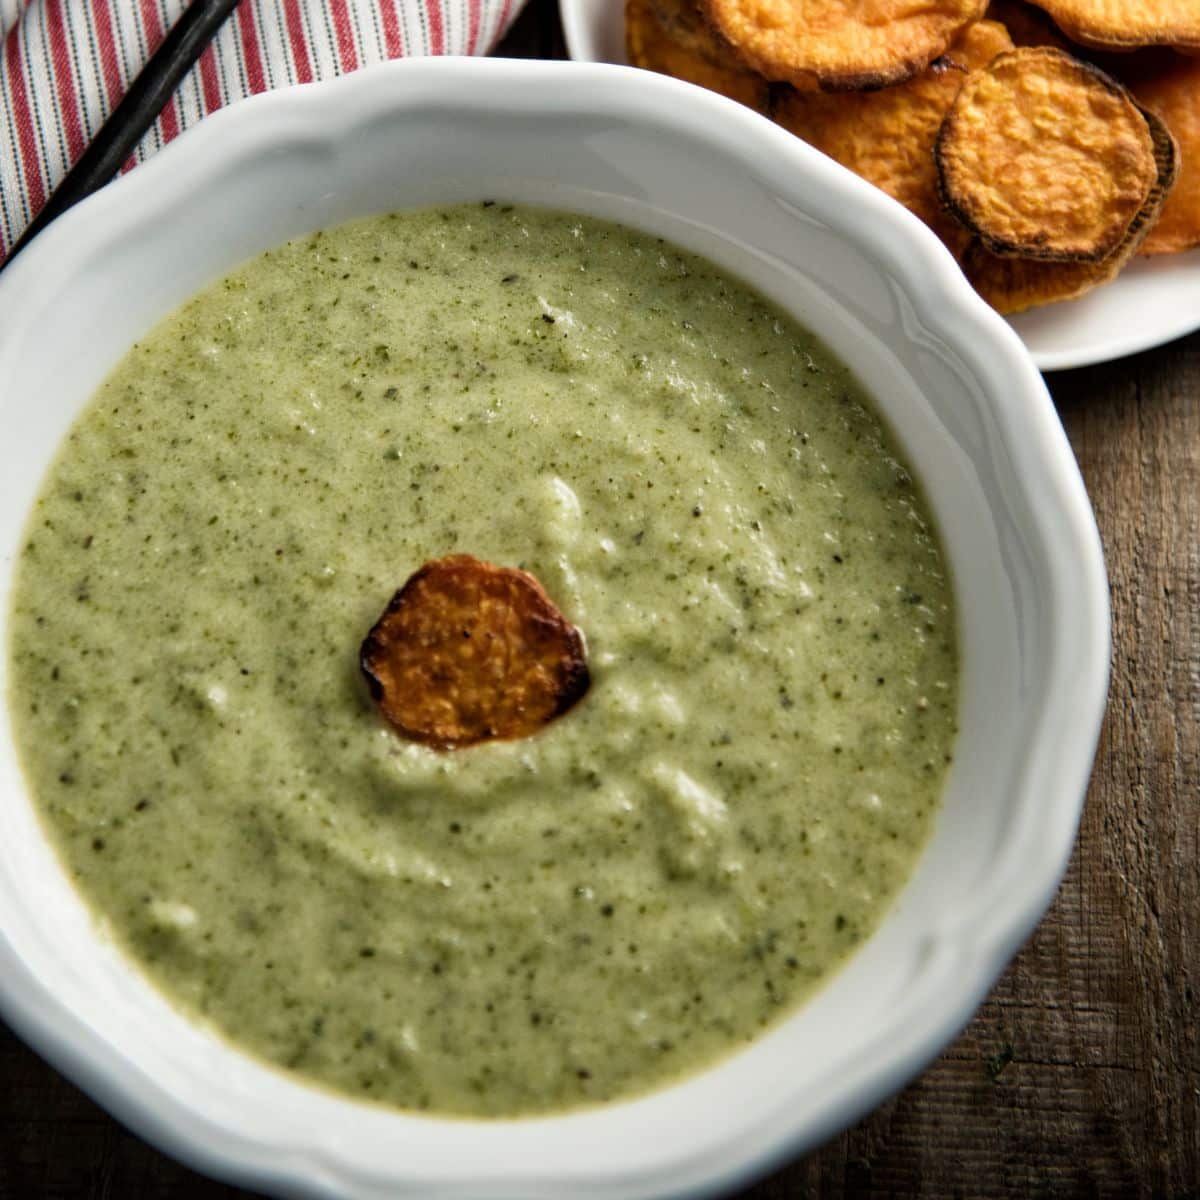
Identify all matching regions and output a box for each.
[703,0,989,91]
[361,555,590,749]
[935,48,1157,262]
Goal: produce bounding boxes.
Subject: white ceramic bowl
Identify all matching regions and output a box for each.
[0,57,1108,1200]
[559,0,1200,371]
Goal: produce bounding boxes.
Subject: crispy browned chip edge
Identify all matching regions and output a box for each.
[1023,0,1200,54]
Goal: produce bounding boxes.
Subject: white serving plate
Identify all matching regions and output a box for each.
[0,57,1108,1200]
[559,0,1200,372]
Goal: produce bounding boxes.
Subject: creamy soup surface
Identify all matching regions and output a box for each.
[8,205,957,1116]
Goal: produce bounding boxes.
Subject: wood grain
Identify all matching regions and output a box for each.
[2,7,1197,1195]
[743,332,1200,1199]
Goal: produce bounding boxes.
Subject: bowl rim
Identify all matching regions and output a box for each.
[0,55,1110,1200]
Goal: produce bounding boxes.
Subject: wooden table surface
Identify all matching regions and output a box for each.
[3,5,1198,1196]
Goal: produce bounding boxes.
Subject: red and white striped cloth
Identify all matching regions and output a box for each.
[0,0,524,261]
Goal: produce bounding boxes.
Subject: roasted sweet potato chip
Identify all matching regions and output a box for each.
[360,555,590,749]
[1108,50,1200,255]
[980,12,1199,257]
[1023,0,1200,51]
[703,0,988,91]
[962,234,1127,313]
[935,48,1158,262]
[627,0,769,110]
[773,21,1013,249]
[962,104,1177,311]
[648,0,722,54]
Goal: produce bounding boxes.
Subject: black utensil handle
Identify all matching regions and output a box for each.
[4,0,242,267]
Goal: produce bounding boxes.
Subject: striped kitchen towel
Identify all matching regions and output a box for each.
[0,0,524,261]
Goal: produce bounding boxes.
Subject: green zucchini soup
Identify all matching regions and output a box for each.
[6,204,958,1117]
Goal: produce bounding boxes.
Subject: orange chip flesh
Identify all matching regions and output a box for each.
[1108,50,1200,255]
[1022,0,1200,51]
[773,21,1014,250]
[961,231,1127,312]
[980,12,1199,258]
[935,48,1158,262]
[703,0,989,91]
[360,555,590,750]
[962,103,1178,311]
[627,0,769,110]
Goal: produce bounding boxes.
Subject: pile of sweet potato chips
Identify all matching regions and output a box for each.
[626,0,1199,313]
